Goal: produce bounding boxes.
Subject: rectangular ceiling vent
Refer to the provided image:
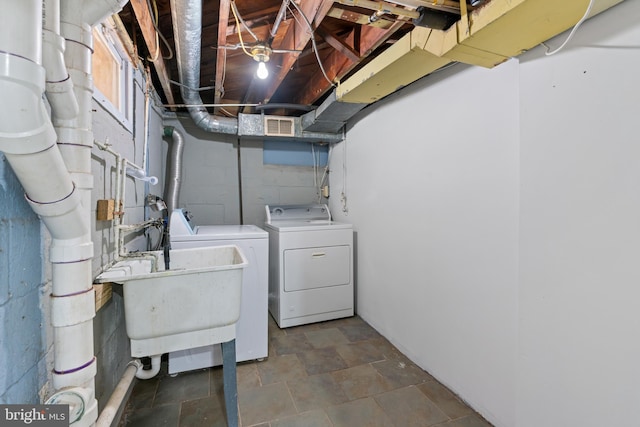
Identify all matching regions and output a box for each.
[264,116,295,137]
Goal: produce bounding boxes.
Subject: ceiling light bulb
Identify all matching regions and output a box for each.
[256,61,268,80]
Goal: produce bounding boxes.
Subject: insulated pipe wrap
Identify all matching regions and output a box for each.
[171,0,238,134]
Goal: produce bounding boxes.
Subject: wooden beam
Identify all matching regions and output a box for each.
[129,0,176,108]
[261,0,335,104]
[326,6,395,29]
[296,20,406,105]
[316,23,360,63]
[214,0,231,114]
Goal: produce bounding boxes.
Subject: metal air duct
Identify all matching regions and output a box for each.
[163,126,185,214]
[170,0,238,135]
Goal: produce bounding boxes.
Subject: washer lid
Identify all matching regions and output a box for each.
[193,224,268,240]
[170,209,267,240]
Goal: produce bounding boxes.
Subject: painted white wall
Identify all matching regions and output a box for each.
[332,60,520,426]
[331,1,640,426]
[517,1,640,426]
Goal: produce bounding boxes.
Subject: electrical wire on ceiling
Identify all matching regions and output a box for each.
[230,0,259,42]
[542,0,594,56]
[230,0,257,59]
[287,0,336,87]
[145,0,174,61]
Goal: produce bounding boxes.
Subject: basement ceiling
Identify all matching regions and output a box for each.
[117,0,482,117]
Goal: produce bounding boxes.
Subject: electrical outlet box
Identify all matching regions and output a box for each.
[96,199,115,221]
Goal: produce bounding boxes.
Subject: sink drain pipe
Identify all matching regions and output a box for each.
[93,353,161,427]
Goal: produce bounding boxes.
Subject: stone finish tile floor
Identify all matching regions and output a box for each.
[120,315,493,427]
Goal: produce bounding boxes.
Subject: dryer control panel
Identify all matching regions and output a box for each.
[265,204,331,223]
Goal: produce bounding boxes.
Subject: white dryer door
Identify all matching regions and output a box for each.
[283,245,350,291]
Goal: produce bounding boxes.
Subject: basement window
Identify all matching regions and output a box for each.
[92,23,134,131]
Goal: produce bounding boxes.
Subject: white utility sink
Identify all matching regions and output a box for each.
[95,245,247,358]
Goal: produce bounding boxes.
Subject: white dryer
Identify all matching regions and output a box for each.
[167,209,269,374]
[264,204,354,328]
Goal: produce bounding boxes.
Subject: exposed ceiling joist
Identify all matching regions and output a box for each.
[296,19,406,105]
[263,0,335,104]
[317,24,361,63]
[214,0,231,114]
[129,0,176,109]
[327,6,397,28]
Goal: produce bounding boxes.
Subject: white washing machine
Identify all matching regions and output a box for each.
[167,209,269,374]
[264,204,354,328]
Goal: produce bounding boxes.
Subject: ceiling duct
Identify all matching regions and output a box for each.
[412,6,459,30]
[170,0,238,135]
[336,0,625,103]
[238,114,343,143]
[169,0,346,143]
[301,91,369,134]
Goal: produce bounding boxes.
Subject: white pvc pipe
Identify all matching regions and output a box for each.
[135,355,162,380]
[60,0,130,29]
[42,0,79,121]
[0,0,41,62]
[95,360,141,427]
[1,2,134,425]
[0,2,98,426]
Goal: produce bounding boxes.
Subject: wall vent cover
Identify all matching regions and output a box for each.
[264,116,295,137]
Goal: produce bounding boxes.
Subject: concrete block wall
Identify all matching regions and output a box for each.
[0,158,45,404]
[90,73,165,409]
[164,118,325,228]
